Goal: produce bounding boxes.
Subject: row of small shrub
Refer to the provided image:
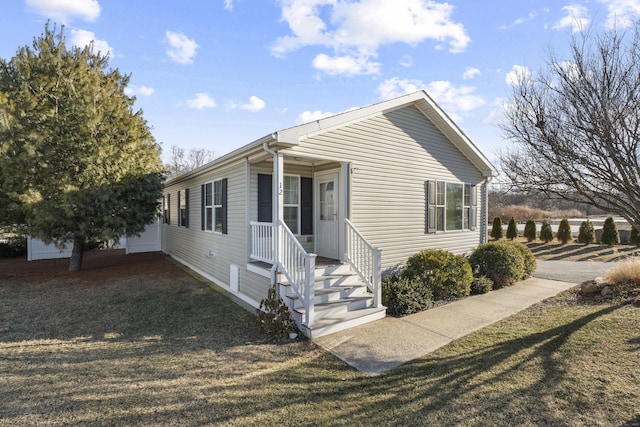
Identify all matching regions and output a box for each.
[382,242,536,316]
[491,216,629,245]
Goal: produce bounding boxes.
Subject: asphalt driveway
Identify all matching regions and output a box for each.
[533,260,612,283]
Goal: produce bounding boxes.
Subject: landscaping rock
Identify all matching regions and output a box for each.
[600,286,614,298]
[581,281,600,295]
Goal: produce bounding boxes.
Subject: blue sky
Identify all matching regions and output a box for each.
[2,0,639,164]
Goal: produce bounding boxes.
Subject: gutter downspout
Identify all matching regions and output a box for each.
[263,141,280,291]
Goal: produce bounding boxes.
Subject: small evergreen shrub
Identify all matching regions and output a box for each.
[382,275,434,316]
[523,219,537,242]
[468,241,527,288]
[556,218,573,244]
[506,217,518,240]
[600,216,620,245]
[256,286,297,340]
[490,217,504,240]
[539,220,554,243]
[402,249,473,300]
[630,227,640,246]
[578,220,596,244]
[503,240,537,277]
[471,276,493,294]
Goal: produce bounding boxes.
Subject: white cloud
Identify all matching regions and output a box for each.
[165,31,199,64]
[499,9,549,29]
[272,0,470,76]
[378,77,485,122]
[224,0,234,11]
[554,4,590,33]
[312,53,380,76]
[26,0,101,23]
[240,96,266,112]
[70,29,113,58]
[505,64,532,86]
[597,0,640,29]
[298,110,335,124]
[462,67,481,80]
[399,55,413,67]
[186,93,216,109]
[124,85,154,97]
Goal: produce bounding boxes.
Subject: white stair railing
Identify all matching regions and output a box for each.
[278,219,316,327]
[345,219,382,308]
[249,221,274,263]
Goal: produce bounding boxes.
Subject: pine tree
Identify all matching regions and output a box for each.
[600,217,620,245]
[578,220,596,244]
[0,23,164,271]
[630,227,640,246]
[523,219,537,242]
[556,218,573,244]
[490,217,504,240]
[540,220,554,243]
[506,217,518,240]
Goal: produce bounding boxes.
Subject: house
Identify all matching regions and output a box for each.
[162,91,498,338]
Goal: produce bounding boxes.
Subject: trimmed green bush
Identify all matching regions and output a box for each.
[506,217,518,240]
[540,220,554,243]
[468,241,528,288]
[523,219,537,242]
[578,220,596,244]
[402,249,473,300]
[600,216,620,245]
[471,276,493,295]
[382,275,434,316]
[630,227,640,246]
[503,240,537,277]
[556,218,573,244]
[490,217,504,240]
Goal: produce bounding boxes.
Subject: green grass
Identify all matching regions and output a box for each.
[1,253,639,426]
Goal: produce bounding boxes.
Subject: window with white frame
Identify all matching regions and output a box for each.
[213,179,223,233]
[283,175,299,234]
[428,180,476,233]
[204,182,213,231]
[202,179,227,233]
[178,189,189,227]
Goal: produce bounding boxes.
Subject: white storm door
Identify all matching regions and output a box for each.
[316,172,340,259]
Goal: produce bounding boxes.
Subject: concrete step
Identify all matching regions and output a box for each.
[292,295,372,323]
[300,306,387,339]
[284,283,369,309]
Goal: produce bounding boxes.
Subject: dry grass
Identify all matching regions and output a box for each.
[1,251,639,426]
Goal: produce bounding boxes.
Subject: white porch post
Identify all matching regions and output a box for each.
[273,152,284,265]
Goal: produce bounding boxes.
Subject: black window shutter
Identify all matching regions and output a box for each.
[257,174,272,223]
[185,188,189,228]
[200,184,205,230]
[426,181,436,234]
[301,177,313,235]
[221,178,228,234]
[470,185,477,231]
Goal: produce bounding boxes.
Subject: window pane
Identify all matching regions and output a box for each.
[446,183,463,230]
[215,207,223,232]
[436,207,445,231]
[206,208,213,231]
[320,181,335,221]
[464,184,471,206]
[205,183,212,206]
[464,207,470,230]
[284,176,299,205]
[284,206,298,234]
[214,180,222,206]
[436,181,445,205]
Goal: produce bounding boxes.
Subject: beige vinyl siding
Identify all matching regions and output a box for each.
[162,160,271,306]
[286,105,486,269]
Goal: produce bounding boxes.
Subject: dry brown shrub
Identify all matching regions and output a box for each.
[604,258,640,285]
[489,205,584,222]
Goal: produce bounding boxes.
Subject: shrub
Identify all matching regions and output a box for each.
[523,219,537,242]
[468,241,527,288]
[603,258,640,286]
[490,217,504,240]
[382,275,433,316]
[539,220,554,243]
[256,286,297,340]
[630,227,640,246]
[556,218,573,244]
[0,235,27,257]
[506,217,518,240]
[471,276,493,294]
[578,220,596,244]
[503,240,537,277]
[600,216,620,245]
[402,249,473,300]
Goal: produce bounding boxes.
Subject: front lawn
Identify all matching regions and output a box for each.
[0,251,638,426]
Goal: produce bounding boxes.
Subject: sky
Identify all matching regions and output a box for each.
[1,0,639,164]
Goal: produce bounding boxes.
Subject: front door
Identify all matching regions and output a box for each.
[316,171,340,259]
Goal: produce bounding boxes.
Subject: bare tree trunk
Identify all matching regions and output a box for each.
[69,236,85,272]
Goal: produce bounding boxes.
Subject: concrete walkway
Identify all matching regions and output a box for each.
[313,277,580,375]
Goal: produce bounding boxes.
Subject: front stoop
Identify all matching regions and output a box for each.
[278,263,387,339]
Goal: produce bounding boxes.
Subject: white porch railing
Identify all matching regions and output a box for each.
[345,219,382,308]
[250,221,274,263]
[279,219,316,328]
[250,220,316,328]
